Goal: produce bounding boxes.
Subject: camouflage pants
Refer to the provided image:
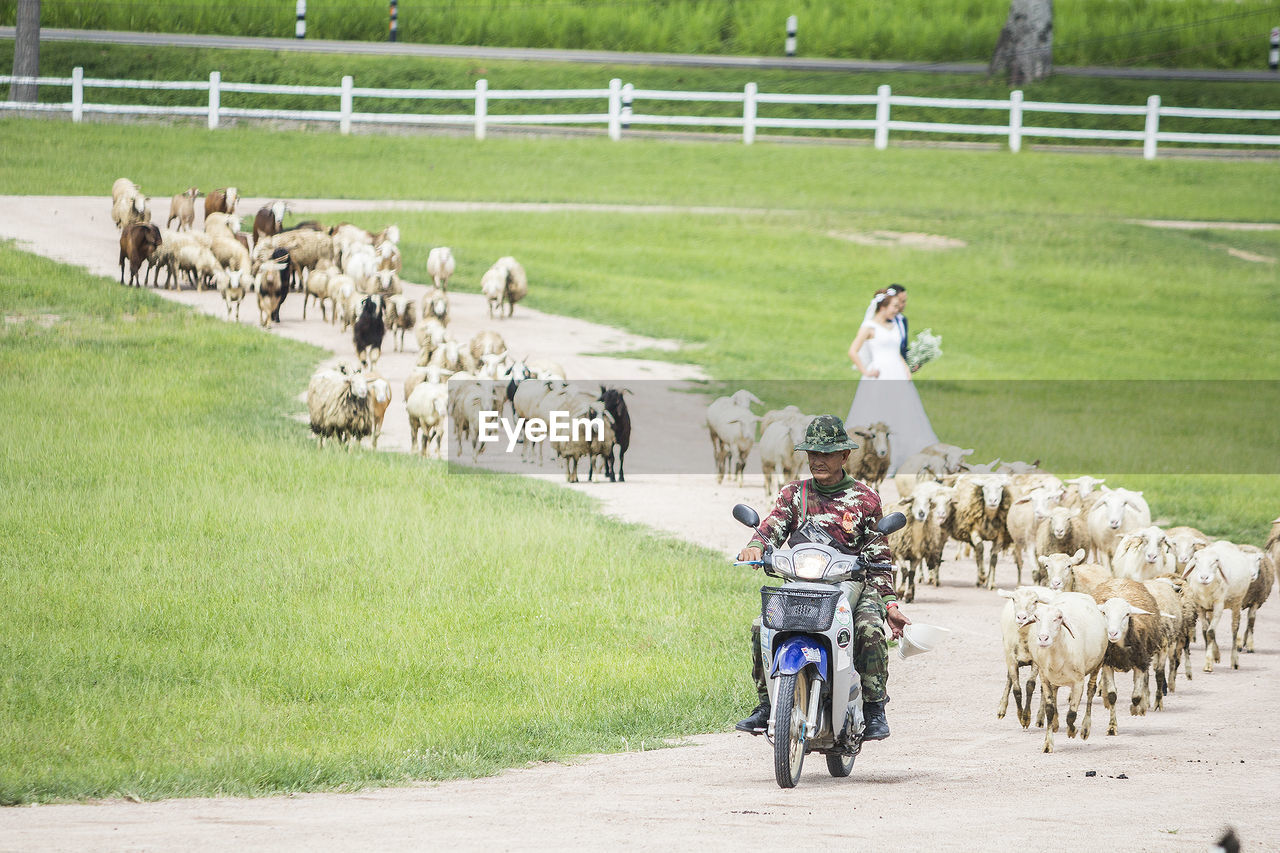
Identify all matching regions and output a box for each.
[750,581,889,705]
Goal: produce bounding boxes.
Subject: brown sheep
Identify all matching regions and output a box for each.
[118,223,162,287]
[1092,578,1161,734]
[1141,575,1196,697]
[949,473,1014,589]
[1034,505,1088,565]
[847,421,891,489]
[166,187,200,231]
[204,187,238,220]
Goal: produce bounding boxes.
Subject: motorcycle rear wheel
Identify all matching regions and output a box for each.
[826,749,856,777]
[773,671,808,788]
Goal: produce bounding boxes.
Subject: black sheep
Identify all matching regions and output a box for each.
[353,295,386,369]
[598,385,632,483]
[265,247,293,323]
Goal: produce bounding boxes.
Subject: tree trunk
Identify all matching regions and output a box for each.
[990,0,1052,86]
[9,0,42,103]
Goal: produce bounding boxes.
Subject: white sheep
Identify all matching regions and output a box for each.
[758,417,809,495]
[307,367,372,449]
[890,480,951,601]
[1237,544,1275,655]
[386,294,417,352]
[705,390,762,486]
[481,256,528,319]
[1040,549,1110,596]
[303,264,333,322]
[1062,475,1106,511]
[111,178,151,229]
[427,246,456,289]
[1006,484,1063,585]
[1183,540,1258,672]
[406,380,449,458]
[1027,590,1109,753]
[174,244,221,291]
[1086,487,1151,571]
[420,285,450,328]
[996,585,1052,729]
[1111,526,1176,582]
[216,267,251,322]
[414,317,448,366]
[1164,525,1210,574]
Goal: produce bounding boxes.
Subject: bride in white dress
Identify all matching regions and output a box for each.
[846,289,938,475]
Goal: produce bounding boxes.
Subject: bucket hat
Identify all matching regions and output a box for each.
[794,414,858,453]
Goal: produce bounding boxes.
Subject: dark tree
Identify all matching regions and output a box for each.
[990,0,1053,85]
[9,0,41,103]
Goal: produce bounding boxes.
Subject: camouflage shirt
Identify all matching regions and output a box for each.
[747,474,896,603]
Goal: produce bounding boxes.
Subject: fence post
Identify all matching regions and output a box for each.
[296,0,306,38]
[785,15,798,57]
[743,82,757,145]
[475,78,488,141]
[1008,89,1023,153]
[208,71,220,130]
[71,66,84,123]
[607,78,622,141]
[874,84,891,150]
[1270,27,1279,71]
[622,82,634,130]
[1143,94,1160,160]
[340,75,353,135]
[389,0,399,42]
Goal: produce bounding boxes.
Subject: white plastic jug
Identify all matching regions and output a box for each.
[897,623,951,660]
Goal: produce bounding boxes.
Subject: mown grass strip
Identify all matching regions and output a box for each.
[2,0,1276,68]
[0,244,747,804]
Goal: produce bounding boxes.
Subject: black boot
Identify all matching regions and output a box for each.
[862,699,890,741]
[735,701,770,734]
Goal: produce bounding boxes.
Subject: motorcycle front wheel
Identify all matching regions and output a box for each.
[773,671,809,788]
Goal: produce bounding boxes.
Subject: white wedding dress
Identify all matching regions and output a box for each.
[847,320,938,475]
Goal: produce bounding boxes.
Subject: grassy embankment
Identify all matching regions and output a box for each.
[2,0,1276,68]
[2,41,1279,145]
[0,120,1276,802]
[0,245,744,804]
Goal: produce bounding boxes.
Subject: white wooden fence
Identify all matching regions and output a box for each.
[2,68,1278,159]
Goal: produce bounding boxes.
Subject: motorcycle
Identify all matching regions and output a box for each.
[732,503,906,788]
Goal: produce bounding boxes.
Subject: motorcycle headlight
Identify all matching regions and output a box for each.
[793,549,831,580]
[773,555,792,572]
[830,560,854,575]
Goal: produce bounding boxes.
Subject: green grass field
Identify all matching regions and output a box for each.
[2,0,1276,68]
[4,41,1279,145]
[0,246,746,804]
[0,117,1276,802]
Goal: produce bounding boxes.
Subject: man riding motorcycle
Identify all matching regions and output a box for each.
[735,414,911,742]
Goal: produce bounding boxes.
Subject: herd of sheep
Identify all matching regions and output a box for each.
[708,392,1280,753]
[109,179,632,482]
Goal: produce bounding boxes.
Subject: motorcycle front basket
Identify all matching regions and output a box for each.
[761,586,841,632]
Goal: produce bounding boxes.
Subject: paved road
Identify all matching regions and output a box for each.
[5,27,1280,82]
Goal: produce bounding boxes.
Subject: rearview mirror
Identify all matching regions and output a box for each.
[878,511,907,536]
[732,504,761,529]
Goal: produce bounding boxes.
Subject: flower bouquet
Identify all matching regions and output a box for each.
[906,329,943,370]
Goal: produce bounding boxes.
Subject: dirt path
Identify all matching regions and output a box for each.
[2,197,1277,851]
